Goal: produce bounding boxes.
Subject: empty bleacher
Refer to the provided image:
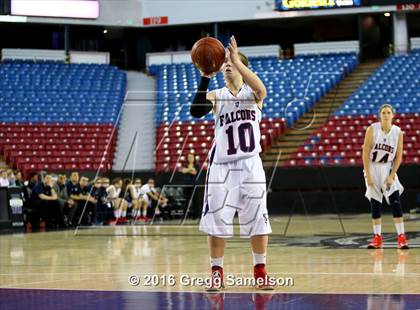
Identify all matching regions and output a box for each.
[150,53,358,171]
[286,50,420,167]
[0,62,126,176]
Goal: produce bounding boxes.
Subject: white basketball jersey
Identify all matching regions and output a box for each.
[370,122,401,164]
[212,84,262,164]
[106,185,121,199]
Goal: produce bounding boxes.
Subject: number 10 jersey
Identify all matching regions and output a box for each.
[211,84,262,164]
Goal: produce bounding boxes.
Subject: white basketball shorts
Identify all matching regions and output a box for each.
[363,162,404,205]
[199,151,272,238]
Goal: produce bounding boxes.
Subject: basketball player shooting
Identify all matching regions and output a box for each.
[362,104,409,250]
[190,35,273,291]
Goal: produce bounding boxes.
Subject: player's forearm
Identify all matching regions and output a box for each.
[191,77,213,117]
[390,154,402,178]
[362,149,371,176]
[232,60,266,100]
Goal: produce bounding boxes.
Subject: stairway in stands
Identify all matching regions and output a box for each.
[113,71,156,171]
[261,59,384,167]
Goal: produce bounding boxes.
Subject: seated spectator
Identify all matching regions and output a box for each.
[106,178,125,225]
[181,153,200,219]
[28,174,64,230]
[66,171,83,226]
[92,177,113,225]
[0,170,9,187]
[14,171,30,207]
[14,171,25,187]
[140,178,168,221]
[78,176,97,225]
[28,172,39,191]
[7,169,16,186]
[154,187,170,222]
[133,178,147,221]
[114,179,131,224]
[102,177,110,188]
[53,174,75,226]
[122,178,138,222]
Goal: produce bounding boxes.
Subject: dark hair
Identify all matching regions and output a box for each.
[187,153,196,164]
[121,178,132,195]
[379,103,395,115]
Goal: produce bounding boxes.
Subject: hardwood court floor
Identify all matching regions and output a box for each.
[0,215,418,296]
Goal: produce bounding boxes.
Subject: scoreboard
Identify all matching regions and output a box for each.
[276,0,361,10]
[276,0,420,10]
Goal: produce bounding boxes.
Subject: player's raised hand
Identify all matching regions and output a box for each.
[227,35,240,66]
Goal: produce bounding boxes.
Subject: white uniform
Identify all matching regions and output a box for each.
[135,187,142,199]
[199,84,272,238]
[364,122,404,204]
[106,185,121,199]
[140,184,156,206]
[106,185,121,208]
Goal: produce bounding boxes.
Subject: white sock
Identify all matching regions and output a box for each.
[142,210,147,216]
[132,209,137,218]
[121,210,126,218]
[395,222,404,235]
[114,209,121,218]
[373,224,381,235]
[210,256,224,268]
[252,252,266,266]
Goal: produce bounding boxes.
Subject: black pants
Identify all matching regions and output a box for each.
[72,201,95,225]
[96,204,114,224]
[183,185,200,219]
[29,200,64,228]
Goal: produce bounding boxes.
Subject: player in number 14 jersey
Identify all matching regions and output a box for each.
[362,104,408,250]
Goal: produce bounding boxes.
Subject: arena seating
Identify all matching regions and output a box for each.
[286,50,420,167]
[0,62,126,176]
[150,53,358,171]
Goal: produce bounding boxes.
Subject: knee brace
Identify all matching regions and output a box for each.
[389,191,403,218]
[370,199,382,219]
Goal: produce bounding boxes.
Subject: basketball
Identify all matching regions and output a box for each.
[191,37,226,74]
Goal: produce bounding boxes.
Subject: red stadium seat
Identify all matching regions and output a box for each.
[0,124,117,175]
[287,115,420,167]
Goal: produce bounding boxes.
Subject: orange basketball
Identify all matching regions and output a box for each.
[191,37,226,75]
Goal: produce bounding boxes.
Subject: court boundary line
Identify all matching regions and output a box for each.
[1,286,420,296]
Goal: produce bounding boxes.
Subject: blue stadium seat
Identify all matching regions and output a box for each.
[335,51,420,116]
[0,62,126,124]
[149,54,358,126]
